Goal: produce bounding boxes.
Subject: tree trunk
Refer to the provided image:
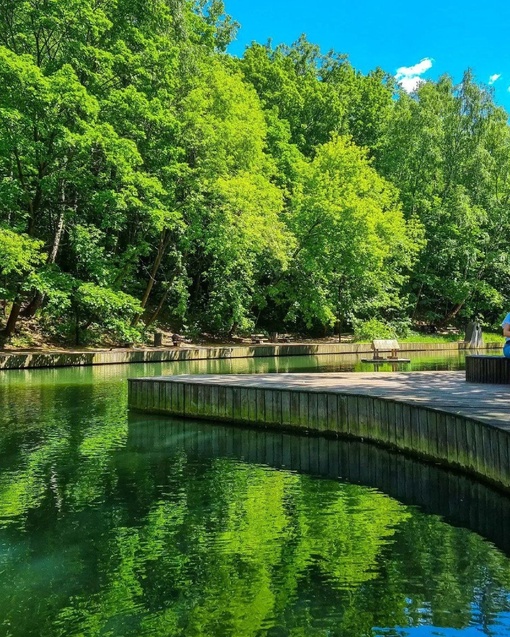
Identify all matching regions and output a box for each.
[336,318,342,343]
[132,230,172,326]
[23,185,67,318]
[336,280,344,343]
[146,285,171,327]
[3,300,22,337]
[48,206,66,264]
[439,301,466,327]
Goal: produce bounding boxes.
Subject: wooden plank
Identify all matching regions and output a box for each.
[487,422,499,483]
[197,384,209,417]
[281,391,291,427]
[500,431,510,487]
[317,393,328,433]
[290,391,301,428]
[271,390,282,425]
[247,388,257,422]
[474,421,485,477]
[151,381,159,411]
[326,393,338,434]
[163,382,172,413]
[308,392,319,431]
[377,399,390,447]
[464,418,477,473]
[337,395,348,436]
[417,407,429,456]
[232,387,242,422]
[426,410,439,459]
[395,403,405,449]
[445,414,458,465]
[407,405,419,452]
[240,388,250,423]
[257,388,268,424]
[357,396,369,439]
[184,383,198,416]
[456,415,469,469]
[436,413,448,461]
[217,385,227,419]
[345,395,359,437]
[386,400,397,447]
[299,392,309,429]
[481,424,492,480]
[256,388,266,424]
[368,396,379,441]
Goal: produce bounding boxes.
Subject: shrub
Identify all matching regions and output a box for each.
[353,318,397,342]
[74,283,143,345]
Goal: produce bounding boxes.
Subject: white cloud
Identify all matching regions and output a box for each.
[397,76,426,93]
[395,58,433,93]
[489,73,501,84]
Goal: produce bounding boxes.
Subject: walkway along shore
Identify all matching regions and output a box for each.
[0,341,501,370]
[128,371,510,493]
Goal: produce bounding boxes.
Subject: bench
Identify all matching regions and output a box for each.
[172,333,190,347]
[250,333,269,344]
[371,339,400,360]
[466,355,510,383]
[269,332,292,343]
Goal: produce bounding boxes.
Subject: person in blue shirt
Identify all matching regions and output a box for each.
[502,313,510,357]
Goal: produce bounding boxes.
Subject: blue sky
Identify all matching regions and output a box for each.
[224,0,510,112]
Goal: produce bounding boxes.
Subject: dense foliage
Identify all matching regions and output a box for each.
[0,0,509,344]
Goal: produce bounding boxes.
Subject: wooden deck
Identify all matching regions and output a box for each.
[128,371,510,491]
[131,371,510,428]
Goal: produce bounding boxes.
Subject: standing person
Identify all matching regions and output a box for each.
[502,313,510,357]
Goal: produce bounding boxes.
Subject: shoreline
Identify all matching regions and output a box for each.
[0,341,502,370]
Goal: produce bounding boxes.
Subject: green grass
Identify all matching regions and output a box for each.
[355,331,505,344]
[481,331,505,343]
[400,331,504,344]
[399,332,461,343]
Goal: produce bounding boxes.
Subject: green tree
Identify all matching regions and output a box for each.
[274,135,423,332]
[380,72,510,325]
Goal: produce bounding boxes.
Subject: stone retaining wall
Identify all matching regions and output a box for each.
[0,341,501,370]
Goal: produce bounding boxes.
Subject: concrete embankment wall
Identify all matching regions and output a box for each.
[0,341,501,370]
[128,376,510,493]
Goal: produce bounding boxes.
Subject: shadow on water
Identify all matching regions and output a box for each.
[128,411,510,556]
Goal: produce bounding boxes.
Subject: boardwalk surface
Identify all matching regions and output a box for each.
[147,370,510,431]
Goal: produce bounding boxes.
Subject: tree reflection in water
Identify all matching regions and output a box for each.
[0,360,508,636]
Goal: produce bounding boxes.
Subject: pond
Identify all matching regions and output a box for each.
[1,351,510,636]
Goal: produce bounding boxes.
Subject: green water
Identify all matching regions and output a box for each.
[1,352,510,637]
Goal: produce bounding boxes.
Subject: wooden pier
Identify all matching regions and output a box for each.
[128,371,510,492]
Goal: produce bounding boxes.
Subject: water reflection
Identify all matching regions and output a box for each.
[0,354,509,636]
[0,348,470,388]
[128,414,510,557]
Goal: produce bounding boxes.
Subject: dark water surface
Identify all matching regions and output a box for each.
[1,352,510,636]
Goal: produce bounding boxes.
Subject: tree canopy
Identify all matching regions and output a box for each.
[0,1,509,343]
